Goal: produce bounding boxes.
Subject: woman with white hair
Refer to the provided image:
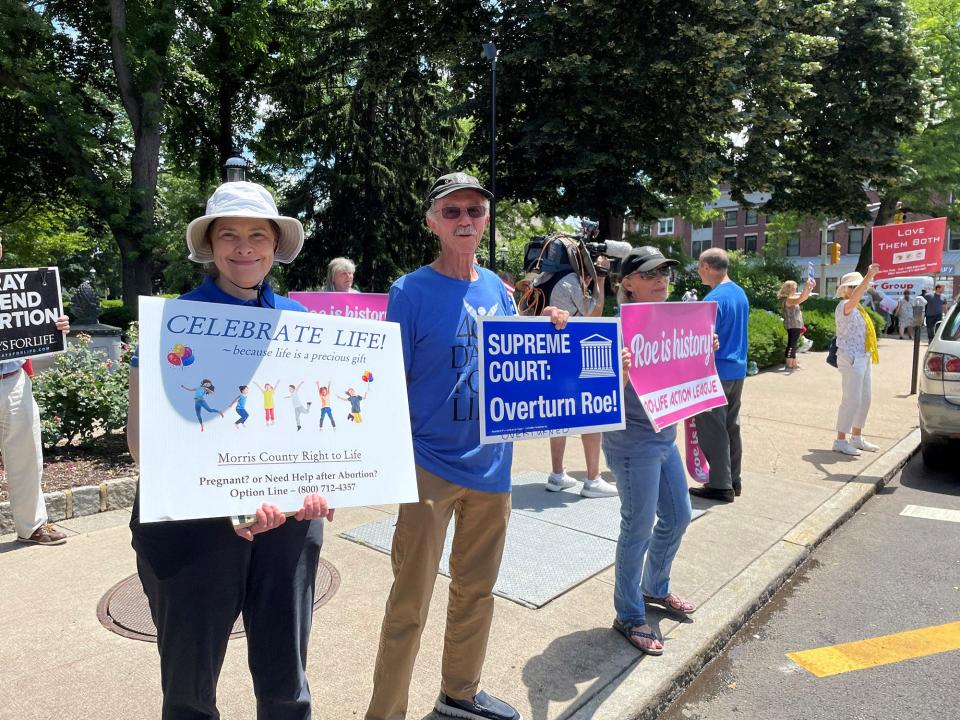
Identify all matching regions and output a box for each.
[833,263,881,456]
[324,256,359,292]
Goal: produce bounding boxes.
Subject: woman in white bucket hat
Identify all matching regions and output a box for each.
[127,181,332,719]
[833,263,882,456]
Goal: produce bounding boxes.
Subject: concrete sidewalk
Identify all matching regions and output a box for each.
[0,338,922,720]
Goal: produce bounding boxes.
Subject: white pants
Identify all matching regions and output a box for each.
[836,352,872,434]
[0,370,46,538]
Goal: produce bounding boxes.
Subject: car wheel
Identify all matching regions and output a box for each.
[920,427,950,470]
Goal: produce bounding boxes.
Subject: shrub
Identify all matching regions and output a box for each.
[748,308,788,368]
[33,333,129,449]
[800,309,835,351]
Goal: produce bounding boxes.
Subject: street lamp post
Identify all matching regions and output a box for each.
[482,42,498,273]
[223,147,248,183]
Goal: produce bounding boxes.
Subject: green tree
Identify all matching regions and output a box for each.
[467,1,752,240]
[258,0,471,291]
[732,0,927,271]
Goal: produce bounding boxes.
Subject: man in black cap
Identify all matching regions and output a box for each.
[365,172,568,720]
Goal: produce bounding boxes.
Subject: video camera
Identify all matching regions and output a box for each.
[521,219,633,278]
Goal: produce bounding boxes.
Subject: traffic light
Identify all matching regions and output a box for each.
[829,242,841,265]
[893,210,905,224]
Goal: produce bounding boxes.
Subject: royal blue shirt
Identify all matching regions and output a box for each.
[388,265,517,493]
[130,277,306,368]
[704,280,749,381]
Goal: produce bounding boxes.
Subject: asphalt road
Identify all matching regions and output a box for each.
[660,454,960,720]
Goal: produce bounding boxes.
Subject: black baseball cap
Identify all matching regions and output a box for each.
[620,246,680,277]
[427,172,494,203]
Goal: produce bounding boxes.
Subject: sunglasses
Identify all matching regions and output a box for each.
[436,205,487,220]
[632,266,675,280]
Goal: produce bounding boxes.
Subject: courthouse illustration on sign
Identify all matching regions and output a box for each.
[578,333,615,379]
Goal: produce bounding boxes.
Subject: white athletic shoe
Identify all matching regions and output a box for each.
[849,435,880,452]
[545,471,577,492]
[581,477,619,498]
[832,439,862,456]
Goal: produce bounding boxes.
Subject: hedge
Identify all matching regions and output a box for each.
[748,309,788,368]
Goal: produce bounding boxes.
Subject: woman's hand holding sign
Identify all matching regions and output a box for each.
[295,493,335,523]
[234,503,287,541]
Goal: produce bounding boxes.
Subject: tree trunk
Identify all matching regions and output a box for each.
[599,211,624,241]
[856,194,898,273]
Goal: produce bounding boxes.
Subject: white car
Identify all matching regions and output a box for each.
[919,300,960,468]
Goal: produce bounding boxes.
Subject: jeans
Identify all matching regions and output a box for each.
[927,313,942,342]
[604,440,692,627]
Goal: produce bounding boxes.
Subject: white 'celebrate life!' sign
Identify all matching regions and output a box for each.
[137,297,418,522]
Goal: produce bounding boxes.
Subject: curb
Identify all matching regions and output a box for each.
[0,475,137,536]
[567,428,920,720]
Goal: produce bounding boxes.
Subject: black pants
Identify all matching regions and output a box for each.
[926,313,942,341]
[694,379,744,491]
[132,500,323,720]
[785,328,803,360]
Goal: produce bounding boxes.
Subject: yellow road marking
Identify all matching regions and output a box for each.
[787,621,960,677]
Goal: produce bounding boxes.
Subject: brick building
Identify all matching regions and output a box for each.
[624,188,959,299]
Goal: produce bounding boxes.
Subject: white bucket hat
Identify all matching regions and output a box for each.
[185,181,304,264]
[835,271,865,297]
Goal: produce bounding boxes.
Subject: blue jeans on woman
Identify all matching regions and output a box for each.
[604,437,692,627]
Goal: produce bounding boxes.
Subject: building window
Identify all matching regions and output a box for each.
[724,235,738,251]
[786,233,800,256]
[692,238,711,258]
[848,228,864,254]
[701,221,713,230]
[744,234,758,253]
[827,228,836,244]
[745,208,758,226]
[724,210,738,227]
[950,228,960,251]
[657,218,674,236]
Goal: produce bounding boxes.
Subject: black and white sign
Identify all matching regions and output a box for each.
[0,267,65,360]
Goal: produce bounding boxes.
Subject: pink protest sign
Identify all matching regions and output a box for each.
[871,217,946,279]
[620,301,726,432]
[289,292,389,321]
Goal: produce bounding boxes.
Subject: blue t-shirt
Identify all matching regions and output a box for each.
[704,281,749,381]
[388,265,517,492]
[130,276,306,368]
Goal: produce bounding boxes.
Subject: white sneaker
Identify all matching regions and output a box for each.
[849,435,879,452]
[546,471,577,492]
[581,477,619,498]
[832,439,862,456]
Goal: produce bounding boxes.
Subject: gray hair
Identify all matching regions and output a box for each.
[324,257,356,290]
[697,247,729,271]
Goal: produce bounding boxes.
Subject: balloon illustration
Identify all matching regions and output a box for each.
[167,352,182,366]
[173,343,185,357]
[181,353,196,367]
[181,346,193,360]
[362,370,374,383]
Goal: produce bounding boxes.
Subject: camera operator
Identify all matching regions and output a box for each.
[528,241,618,499]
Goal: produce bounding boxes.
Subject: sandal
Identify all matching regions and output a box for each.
[612,619,664,656]
[643,592,696,617]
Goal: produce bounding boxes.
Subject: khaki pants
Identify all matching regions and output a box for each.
[365,466,511,720]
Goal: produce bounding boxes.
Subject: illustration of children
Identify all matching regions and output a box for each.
[338,387,367,424]
[230,385,250,428]
[252,379,280,425]
[181,380,223,432]
[284,382,313,431]
[316,380,336,430]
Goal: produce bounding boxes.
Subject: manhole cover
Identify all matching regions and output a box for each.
[97,559,340,642]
